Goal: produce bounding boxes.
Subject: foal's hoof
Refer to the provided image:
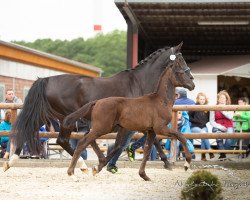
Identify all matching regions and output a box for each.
[80,168,89,175]
[143,176,151,181]
[3,162,10,172]
[92,165,99,176]
[184,161,190,171]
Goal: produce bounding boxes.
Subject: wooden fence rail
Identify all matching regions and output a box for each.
[1,103,250,162]
[1,131,250,140]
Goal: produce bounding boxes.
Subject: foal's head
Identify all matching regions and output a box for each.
[167,43,195,91]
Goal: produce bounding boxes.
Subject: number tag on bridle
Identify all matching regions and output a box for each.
[170,54,176,61]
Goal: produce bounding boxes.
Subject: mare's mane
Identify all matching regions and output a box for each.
[122,46,171,73]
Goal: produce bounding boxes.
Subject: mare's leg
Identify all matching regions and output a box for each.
[56,126,90,172]
[139,131,156,181]
[94,128,134,174]
[3,139,22,172]
[153,137,172,170]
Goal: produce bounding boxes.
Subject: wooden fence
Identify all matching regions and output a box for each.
[1,103,250,162]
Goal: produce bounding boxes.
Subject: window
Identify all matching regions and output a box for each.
[23,86,30,101]
[0,84,5,102]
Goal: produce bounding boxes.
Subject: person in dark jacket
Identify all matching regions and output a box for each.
[175,87,195,105]
[189,92,214,161]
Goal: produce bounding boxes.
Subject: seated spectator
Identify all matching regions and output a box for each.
[0,110,12,159]
[209,90,234,160]
[165,111,195,160]
[39,125,49,159]
[20,125,49,159]
[0,88,22,122]
[189,92,214,161]
[234,97,250,157]
[175,87,195,105]
[69,119,89,160]
[175,87,195,143]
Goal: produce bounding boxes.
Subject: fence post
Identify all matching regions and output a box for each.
[170,111,178,163]
[10,108,17,156]
[10,109,17,125]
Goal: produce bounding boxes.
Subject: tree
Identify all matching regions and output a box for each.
[13,30,127,77]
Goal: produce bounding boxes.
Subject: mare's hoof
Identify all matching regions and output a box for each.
[184,166,188,171]
[92,165,98,176]
[164,163,172,171]
[3,162,10,172]
[80,168,89,175]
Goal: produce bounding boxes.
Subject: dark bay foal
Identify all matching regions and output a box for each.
[63,48,195,181]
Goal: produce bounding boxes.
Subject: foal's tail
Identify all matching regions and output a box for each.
[63,101,96,129]
[13,78,56,155]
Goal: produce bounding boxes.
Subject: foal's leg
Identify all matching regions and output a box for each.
[68,130,99,181]
[160,128,192,170]
[90,140,106,174]
[153,137,172,170]
[139,131,156,181]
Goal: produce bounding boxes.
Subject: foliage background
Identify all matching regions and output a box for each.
[14,30,127,77]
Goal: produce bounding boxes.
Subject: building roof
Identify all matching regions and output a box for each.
[189,55,250,78]
[0,40,102,77]
[115,0,250,63]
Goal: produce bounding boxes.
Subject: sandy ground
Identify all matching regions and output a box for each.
[0,162,249,200]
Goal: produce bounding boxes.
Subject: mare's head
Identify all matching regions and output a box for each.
[167,42,195,91]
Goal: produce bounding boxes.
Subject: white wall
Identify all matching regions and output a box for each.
[188,74,218,105]
[0,59,65,81]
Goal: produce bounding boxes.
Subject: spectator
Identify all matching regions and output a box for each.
[69,119,89,160]
[165,111,195,160]
[39,125,49,159]
[0,110,12,159]
[189,92,214,161]
[126,133,157,162]
[234,97,250,156]
[0,89,22,157]
[175,87,195,105]
[209,90,234,160]
[106,131,135,174]
[1,88,22,121]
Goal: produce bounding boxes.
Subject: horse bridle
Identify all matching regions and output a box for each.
[170,48,190,73]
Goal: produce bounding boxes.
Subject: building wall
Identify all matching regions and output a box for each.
[0,58,65,81]
[0,75,33,102]
[0,58,67,102]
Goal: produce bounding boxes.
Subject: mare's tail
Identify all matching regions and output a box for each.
[13,78,56,155]
[63,101,96,129]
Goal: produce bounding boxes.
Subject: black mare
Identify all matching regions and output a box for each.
[4,43,184,171]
